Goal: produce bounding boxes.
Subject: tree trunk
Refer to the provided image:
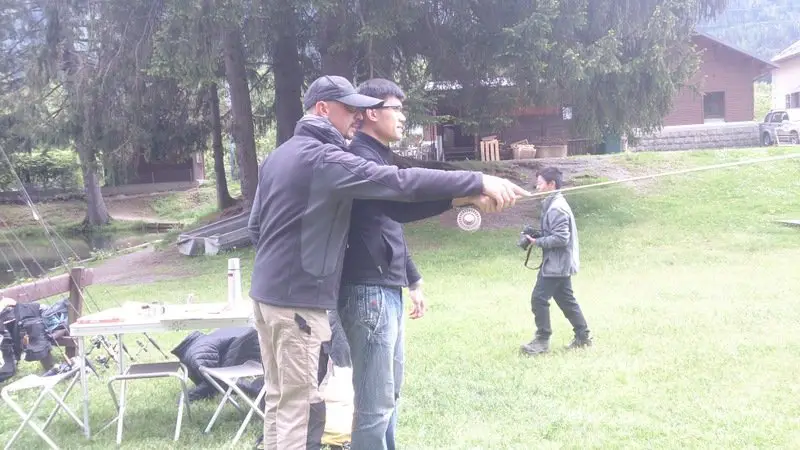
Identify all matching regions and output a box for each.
[322,48,356,79]
[77,146,110,226]
[358,38,394,80]
[222,26,259,207]
[318,9,356,78]
[60,20,110,227]
[209,82,236,210]
[273,4,303,146]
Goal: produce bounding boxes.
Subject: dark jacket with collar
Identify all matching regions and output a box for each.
[341,132,454,289]
[247,116,483,311]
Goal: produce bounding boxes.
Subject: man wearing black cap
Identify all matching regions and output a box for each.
[248,75,528,450]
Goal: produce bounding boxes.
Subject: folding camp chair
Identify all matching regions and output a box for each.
[104,361,191,445]
[199,359,266,445]
[1,358,92,450]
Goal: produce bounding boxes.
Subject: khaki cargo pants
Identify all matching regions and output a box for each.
[253,302,332,450]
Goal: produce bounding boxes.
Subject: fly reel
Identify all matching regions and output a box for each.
[456,206,483,232]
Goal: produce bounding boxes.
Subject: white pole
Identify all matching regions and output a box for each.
[227,258,242,308]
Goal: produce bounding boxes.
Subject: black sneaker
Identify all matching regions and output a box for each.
[520,338,550,356]
[567,334,592,349]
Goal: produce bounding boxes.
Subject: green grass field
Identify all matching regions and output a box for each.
[1,147,799,449]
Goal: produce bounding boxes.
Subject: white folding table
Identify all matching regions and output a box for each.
[69,302,254,438]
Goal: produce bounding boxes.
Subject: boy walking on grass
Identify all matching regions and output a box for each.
[521,167,592,356]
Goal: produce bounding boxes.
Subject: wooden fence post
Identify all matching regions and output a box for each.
[66,267,86,358]
[68,267,85,325]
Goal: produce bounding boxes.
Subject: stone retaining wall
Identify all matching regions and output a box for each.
[629,121,760,152]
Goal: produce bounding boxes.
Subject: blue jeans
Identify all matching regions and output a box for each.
[339,284,404,450]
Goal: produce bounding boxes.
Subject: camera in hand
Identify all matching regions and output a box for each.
[517,225,544,250]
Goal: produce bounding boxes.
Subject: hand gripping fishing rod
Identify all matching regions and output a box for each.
[455,152,800,232]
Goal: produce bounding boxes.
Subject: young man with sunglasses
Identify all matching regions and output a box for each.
[248,75,528,450]
[338,78,486,450]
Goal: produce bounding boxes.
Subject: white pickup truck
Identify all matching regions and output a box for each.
[760,109,800,146]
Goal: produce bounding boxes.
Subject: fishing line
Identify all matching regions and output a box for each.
[456,151,800,231]
[0,233,33,279]
[0,245,15,274]
[0,215,47,277]
[0,144,169,364]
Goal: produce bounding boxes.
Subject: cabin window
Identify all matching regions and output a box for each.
[703,91,725,122]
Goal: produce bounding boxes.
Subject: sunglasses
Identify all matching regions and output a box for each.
[374,105,404,112]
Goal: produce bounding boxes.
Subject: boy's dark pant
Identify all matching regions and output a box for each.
[531,271,589,339]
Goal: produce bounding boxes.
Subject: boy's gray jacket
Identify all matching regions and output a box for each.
[535,192,580,277]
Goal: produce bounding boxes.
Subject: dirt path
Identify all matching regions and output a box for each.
[92,245,194,285]
[105,195,165,223]
[0,191,180,229]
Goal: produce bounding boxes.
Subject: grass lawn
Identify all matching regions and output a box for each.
[1,147,799,449]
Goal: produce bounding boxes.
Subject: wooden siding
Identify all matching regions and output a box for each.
[663,35,767,126]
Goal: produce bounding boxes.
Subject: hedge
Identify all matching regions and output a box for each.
[0,150,82,192]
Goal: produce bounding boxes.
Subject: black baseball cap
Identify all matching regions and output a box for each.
[303,75,384,111]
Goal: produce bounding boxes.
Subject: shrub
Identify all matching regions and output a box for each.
[0,150,82,191]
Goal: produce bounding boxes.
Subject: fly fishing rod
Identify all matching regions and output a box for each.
[455,151,800,231]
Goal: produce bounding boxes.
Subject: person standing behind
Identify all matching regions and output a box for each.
[248,75,528,450]
[520,167,592,356]
[338,79,487,450]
